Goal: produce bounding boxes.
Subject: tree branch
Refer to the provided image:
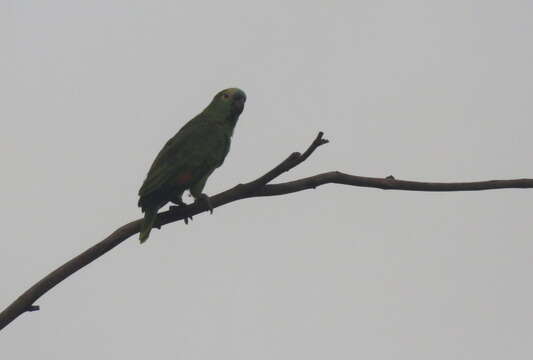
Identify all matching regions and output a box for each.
[255,172,533,196]
[1,131,532,331]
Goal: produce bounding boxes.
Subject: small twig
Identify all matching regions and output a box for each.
[297,131,329,164]
[246,131,328,188]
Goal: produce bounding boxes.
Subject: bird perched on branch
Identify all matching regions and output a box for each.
[138,88,247,243]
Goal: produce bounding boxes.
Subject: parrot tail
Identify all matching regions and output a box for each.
[139,208,158,243]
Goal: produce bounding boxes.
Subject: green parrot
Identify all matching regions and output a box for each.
[138,88,246,243]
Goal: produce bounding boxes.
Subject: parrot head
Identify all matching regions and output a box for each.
[208,88,247,118]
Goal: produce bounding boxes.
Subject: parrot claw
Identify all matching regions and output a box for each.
[196,193,214,214]
[170,196,186,206]
[169,205,193,225]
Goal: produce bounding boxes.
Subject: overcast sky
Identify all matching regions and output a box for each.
[3,1,533,359]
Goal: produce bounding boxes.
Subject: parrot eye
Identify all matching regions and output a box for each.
[222,93,229,99]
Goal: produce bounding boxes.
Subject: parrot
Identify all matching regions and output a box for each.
[138,88,246,243]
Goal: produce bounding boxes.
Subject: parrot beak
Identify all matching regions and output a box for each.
[232,92,246,114]
[234,91,246,103]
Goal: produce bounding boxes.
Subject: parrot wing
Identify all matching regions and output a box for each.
[138,117,229,199]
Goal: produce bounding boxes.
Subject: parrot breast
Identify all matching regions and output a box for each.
[176,172,194,185]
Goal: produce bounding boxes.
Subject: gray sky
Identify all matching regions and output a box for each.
[3,0,533,358]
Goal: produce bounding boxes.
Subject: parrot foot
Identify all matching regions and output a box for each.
[169,204,193,225]
[170,197,186,206]
[195,193,214,214]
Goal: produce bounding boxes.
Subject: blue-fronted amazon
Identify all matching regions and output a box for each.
[138,88,246,243]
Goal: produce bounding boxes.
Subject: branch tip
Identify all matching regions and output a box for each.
[315,131,329,145]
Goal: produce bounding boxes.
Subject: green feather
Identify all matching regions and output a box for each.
[139,208,157,243]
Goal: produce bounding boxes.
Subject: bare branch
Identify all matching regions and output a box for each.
[245,131,328,188]
[255,172,533,196]
[1,131,531,331]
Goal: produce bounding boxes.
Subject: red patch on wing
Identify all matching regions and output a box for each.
[176,172,193,185]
